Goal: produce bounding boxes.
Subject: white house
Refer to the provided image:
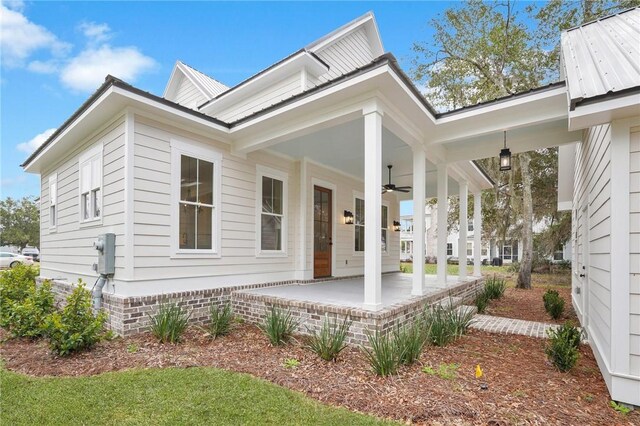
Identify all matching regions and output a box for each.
[21,9,639,406]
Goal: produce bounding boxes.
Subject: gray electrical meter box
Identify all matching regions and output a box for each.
[93,233,116,276]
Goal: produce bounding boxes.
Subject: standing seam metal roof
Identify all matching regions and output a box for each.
[179,61,229,98]
[561,7,640,109]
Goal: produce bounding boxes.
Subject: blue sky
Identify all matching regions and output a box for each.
[1,1,457,201]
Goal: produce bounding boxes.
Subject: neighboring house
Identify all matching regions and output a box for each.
[20,9,639,406]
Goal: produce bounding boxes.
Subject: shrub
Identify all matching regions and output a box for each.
[422,303,474,347]
[44,282,108,356]
[543,289,565,319]
[0,264,38,328]
[362,330,398,376]
[149,300,191,344]
[6,280,55,338]
[260,307,298,346]
[546,321,583,372]
[474,290,490,314]
[208,302,233,338]
[393,321,426,365]
[306,315,351,361]
[507,261,520,273]
[484,276,506,299]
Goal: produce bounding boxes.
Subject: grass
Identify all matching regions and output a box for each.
[0,367,393,425]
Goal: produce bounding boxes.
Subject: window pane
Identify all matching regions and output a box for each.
[197,206,212,249]
[199,160,213,205]
[50,206,56,226]
[180,156,198,202]
[93,189,101,218]
[82,193,90,220]
[262,176,273,213]
[50,182,57,204]
[261,214,282,251]
[81,162,91,193]
[179,203,196,249]
[355,198,364,225]
[272,179,283,215]
[313,189,321,221]
[381,229,387,252]
[381,205,388,228]
[355,225,365,251]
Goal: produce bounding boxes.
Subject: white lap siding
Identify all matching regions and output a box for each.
[40,116,126,284]
[574,124,612,355]
[129,115,298,295]
[629,128,640,376]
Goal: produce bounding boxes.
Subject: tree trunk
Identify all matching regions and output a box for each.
[517,152,533,289]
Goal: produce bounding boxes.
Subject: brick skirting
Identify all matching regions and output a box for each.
[232,277,485,346]
[37,272,415,336]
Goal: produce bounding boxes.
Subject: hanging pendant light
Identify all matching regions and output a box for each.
[499,130,512,172]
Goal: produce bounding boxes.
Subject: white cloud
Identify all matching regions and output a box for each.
[16,128,56,154]
[2,0,25,12]
[78,21,111,43]
[60,45,156,92]
[0,5,71,67]
[27,59,59,74]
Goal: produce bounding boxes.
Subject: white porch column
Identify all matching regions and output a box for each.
[473,191,482,277]
[458,181,468,280]
[412,146,426,295]
[363,106,383,310]
[436,163,448,286]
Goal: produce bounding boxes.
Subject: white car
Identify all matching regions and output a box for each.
[0,252,35,269]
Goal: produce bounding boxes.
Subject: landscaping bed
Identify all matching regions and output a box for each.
[1,324,635,425]
[485,285,577,324]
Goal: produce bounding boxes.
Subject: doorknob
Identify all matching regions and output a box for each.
[579,274,585,278]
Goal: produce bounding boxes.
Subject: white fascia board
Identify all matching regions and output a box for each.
[568,93,640,130]
[432,86,569,144]
[200,52,329,115]
[162,61,186,99]
[307,12,383,56]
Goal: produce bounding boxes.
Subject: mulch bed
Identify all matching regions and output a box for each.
[485,286,577,324]
[2,324,636,425]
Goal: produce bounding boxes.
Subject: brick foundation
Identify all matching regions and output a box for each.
[231,277,485,346]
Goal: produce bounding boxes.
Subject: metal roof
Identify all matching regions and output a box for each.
[179,61,229,98]
[561,7,640,109]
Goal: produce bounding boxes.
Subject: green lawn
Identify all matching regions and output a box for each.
[1,367,393,426]
[399,262,508,276]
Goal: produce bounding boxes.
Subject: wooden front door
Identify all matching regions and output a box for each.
[313,186,332,278]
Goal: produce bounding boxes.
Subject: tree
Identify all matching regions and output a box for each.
[411,0,637,288]
[0,197,40,249]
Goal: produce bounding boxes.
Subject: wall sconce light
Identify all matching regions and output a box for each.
[499,130,512,172]
[344,210,354,225]
[393,220,401,232]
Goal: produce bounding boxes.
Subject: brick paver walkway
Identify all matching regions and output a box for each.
[470,313,559,339]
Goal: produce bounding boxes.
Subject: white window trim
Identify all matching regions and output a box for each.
[78,143,103,226]
[256,165,288,258]
[48,173,58,231]
[466,241,473,257]
[352,191,389,255]
[170,137,222,258]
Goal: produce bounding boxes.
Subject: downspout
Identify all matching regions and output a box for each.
[92,275,108,312]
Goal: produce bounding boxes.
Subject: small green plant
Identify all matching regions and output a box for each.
[610,400,632,415]
[545,321,583,372]
[148,300,190,344]
[543,289,565,319]
[422,302,474,347]
[43,282,108,356]
[208,302,233,338]
[126,343,139,353]
[474,290,490,314]
[393,321,426,365]
[260,307,298,346]
[421,363,459,380]
[362,330,398,376]
[484,275,506,299]
[282,358,300,369]
[6,280,55,338]
[306,315,351,361]
[582,393,595,403]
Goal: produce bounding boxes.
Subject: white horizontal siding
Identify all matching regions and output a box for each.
[215,73,302,123]
[172,75,208,110]
[629,128,640,375]
[40,117,126,284]
[573,124,612,353]
[131,115,298,282]
[315,28,374,83]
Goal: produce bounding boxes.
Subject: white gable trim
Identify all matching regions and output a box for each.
[306,12,384,57]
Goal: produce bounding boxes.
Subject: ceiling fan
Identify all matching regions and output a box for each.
[382,165,412,194]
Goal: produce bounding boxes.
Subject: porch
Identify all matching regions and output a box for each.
[231,273,485,346]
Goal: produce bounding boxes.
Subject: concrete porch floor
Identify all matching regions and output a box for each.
[240,273,481,310]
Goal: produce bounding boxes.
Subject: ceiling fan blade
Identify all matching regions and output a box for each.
[381,189,388,194]
[395,186,412,190]
[396,189,411,193]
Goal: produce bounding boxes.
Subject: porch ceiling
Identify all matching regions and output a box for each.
[268,117,460,199]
